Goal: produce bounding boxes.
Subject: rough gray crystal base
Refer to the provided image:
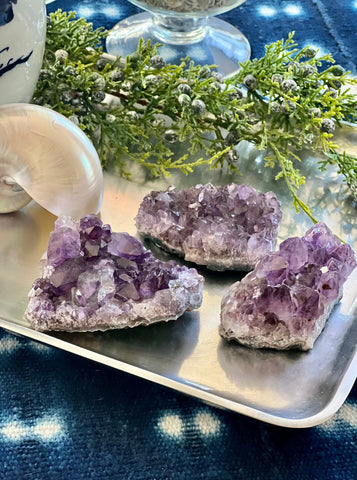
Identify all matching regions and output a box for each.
[135,183,282,271]
[220,223,356,350]
[25,215,204,332]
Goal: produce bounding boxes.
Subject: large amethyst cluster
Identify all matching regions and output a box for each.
[25,215,204,332]
[135,183,282,270]
[220,223,356,350]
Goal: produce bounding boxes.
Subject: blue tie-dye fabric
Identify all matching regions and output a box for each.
[1,1,356,478]
[0,328,356,479]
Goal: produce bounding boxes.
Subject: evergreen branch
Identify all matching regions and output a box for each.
[33,10,357,222]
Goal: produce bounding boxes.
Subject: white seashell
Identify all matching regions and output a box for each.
[0,104,103,218]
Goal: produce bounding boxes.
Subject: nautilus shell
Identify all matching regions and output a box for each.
[0,103,103,218]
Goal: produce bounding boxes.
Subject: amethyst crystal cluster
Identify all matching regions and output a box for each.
[220,223,356,350]
[25,215,204,332]
[135,183,282,270]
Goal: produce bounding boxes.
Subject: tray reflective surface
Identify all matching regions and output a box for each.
[0,126,356,428]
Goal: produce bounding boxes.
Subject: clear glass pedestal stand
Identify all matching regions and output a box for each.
[106,11,250,77]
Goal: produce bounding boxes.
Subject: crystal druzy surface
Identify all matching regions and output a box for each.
[135,183,282,270]
[220,223,356,350]
[25,215,204,332]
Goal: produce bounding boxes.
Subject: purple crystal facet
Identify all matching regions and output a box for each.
[220,222,356,350]
[25,215,204,332]
[135,183,282,271]
[47,226,81,267]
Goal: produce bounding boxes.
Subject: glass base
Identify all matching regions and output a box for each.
[106,12,250,77]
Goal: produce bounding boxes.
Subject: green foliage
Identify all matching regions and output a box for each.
[320,150,357,197]
[34,11,357,221]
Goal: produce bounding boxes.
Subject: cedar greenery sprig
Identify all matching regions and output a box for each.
[33,10,357,222]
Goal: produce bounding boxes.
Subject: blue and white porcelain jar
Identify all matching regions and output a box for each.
[0,0,46,104]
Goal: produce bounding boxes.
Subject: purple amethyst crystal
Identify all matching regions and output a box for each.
[135,183,282,271]
[25,215,204,332]
[220,223,356,350]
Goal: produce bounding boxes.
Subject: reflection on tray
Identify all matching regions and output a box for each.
[52,311,200,377]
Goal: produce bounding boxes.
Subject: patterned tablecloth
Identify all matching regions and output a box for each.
[1,1,356,478]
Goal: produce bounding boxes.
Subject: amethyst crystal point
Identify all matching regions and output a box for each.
[47,216,81,267]
[135,183,282,271]
[25,214,204,332]
[220,222,356,350]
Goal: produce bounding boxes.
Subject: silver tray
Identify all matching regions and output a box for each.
[0,125,356,428]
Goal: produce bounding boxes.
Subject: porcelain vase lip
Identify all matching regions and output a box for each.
[0,0,46,105]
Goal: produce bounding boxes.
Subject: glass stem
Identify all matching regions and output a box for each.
[152,15,208,44]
